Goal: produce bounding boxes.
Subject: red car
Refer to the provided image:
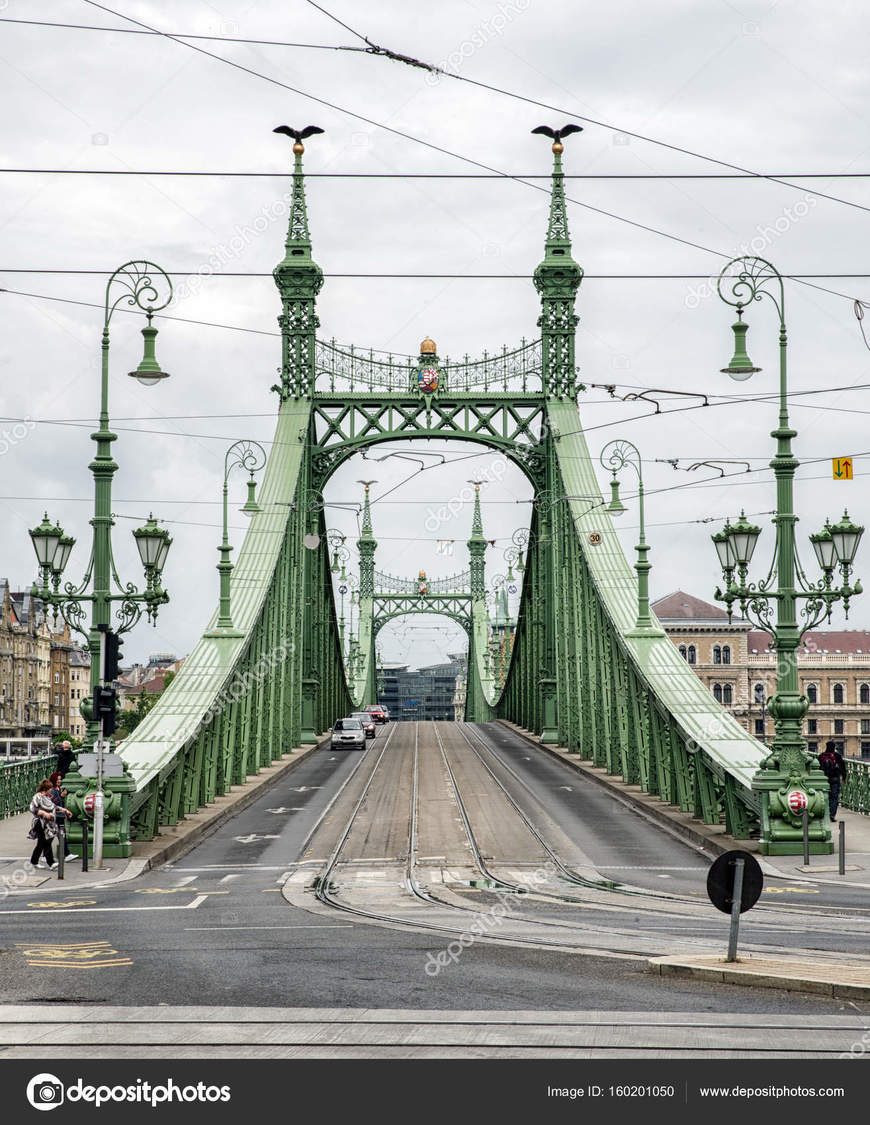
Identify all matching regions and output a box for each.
[366,705,387,724]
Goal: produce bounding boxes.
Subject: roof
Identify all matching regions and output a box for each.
[651,590,731,621]
[748,629,870,655]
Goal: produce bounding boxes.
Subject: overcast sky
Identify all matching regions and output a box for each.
[2,0,870,670]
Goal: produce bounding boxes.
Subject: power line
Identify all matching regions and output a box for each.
[5,270,870,280]
[2,168,870,179]
[0,16,360,52]
[76,2,864,308]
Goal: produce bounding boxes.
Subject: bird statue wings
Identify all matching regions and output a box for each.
[273,125,325,142]
[531,124,583,143]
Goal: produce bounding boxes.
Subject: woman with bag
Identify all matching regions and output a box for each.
[29,779,58,870]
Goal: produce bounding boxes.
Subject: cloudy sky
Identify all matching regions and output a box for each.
[2,0,869,670]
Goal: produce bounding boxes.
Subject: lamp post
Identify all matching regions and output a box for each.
[600,439,663,637]
[204,440,266,638]
[326,531,351,651]
[711,256,864,855]
[28,261,175,866]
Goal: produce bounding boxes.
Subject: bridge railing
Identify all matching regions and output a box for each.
[315,339,543,394]
[1,753,56,819]
[843,757,870,815]
[374,569,471,594]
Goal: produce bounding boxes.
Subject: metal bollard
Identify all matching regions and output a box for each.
[80,819,89,873]
[839,820,846,876]
[56,818,65,881]
[802,808,810,866]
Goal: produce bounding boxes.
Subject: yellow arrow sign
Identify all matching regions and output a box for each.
[833,458,853,480]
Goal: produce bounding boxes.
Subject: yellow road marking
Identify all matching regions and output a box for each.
[764,887,820,895]
[27,900,97,909]
[16,940,132,968]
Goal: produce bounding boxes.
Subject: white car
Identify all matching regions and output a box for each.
[331,717,366,751]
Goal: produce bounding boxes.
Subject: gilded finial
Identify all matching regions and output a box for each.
[420,337,437,355]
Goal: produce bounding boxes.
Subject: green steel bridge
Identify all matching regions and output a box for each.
[57,133,835,859]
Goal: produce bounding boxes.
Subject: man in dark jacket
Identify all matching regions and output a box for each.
[817,740,848,820]
[54,740,75,779]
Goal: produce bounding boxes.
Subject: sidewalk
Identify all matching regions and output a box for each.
[649,954,870,1000]
[0,737,328,896]
[498,720,870,888]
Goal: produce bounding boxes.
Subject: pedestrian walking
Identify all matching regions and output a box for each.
[48,772,78,861]
[28,779,59,870]
[817,740,848,821]
[54,740,75,779]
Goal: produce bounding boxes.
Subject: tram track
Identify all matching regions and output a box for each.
[304,721,870,957]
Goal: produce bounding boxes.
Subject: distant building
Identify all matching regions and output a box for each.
[377,659,463,721]
[68,645,90,742]
[653,590,870,759]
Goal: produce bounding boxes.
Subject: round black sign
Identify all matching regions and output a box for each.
[706,849,764,915]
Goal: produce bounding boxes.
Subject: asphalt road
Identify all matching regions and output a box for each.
[0,721,866,1026]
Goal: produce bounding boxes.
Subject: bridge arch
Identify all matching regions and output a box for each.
[96,131,771,856]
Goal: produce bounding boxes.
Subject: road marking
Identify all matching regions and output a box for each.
[764,887,821,895]
[291,786,321,792]
[2,895,208,915]
[174,875,197,887]
[183,924,355,931]
[17,940,132,968]
[233,834,281,843]
[27,900,96,908]
[558,786,573,792]
[136,887,194,895]
[220,874,243,883]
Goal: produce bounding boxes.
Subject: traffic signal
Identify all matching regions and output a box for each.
[104,630,123,682]
[94,684,118,736]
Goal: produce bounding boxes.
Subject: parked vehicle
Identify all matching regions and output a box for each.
[331,718,366,750]
[366,705,387,724]
[351,711,376,738]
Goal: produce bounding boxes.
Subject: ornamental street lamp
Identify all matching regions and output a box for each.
[600,439,663,637]
[203,440,267,638]
[712,255,864,855]
[27,260,175,867]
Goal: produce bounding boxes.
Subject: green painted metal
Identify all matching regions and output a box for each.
[111,130,779,850]
[0,755,56,819]
[711,257,864,854]
[842,758,870,815]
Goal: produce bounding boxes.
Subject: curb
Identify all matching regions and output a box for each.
[3,737,331,894]
[648,956,870,1000]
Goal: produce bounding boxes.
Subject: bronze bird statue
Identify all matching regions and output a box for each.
[531,123,583,153]
[273,125,325,154]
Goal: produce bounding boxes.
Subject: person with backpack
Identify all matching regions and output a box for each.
[817,740,848,821]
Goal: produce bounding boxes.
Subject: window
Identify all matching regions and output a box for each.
[54,672,59,684]
[754,683,766,704]
[687,645,696,665]
[754,718,765,735]
[808,719,817,735]
[712,645,722,665]
[53,693,59,706]
[722,645,731,665]
[833,683,845,705]
[679,645,687,659]
[862,719,870,736]
[806,683,818,704]
[834,719,844,734]
[807,741,818,754]
[713,683,723,703]
[862,742,870,760]
[723,684,733,705]
[861,684,870,705]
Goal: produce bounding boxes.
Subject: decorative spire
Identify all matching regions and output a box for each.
[467,481,487,599]
[357,480,377,598]
[532,127,584,398]
[272,128,325,400]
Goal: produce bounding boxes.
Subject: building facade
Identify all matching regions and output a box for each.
[377,660,462,721]
[68,645,90,743]
[653,591,870,759]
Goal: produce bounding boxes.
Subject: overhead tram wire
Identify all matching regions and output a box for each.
[4,167,870,179]
[5,270,870,280]
[10,11,870,203]
[301,0,870,218]
[76,2,865,309]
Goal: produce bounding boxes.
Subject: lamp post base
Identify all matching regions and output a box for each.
[203,628,245,639]
[753,767,833,855]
